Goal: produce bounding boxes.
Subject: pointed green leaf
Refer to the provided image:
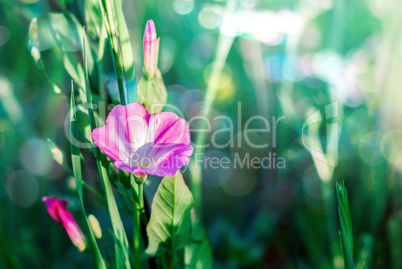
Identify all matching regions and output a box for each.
[336,181,355,269]
[145,171,193,268]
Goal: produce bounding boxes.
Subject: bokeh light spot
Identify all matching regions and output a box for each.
[173,0,195,15]
[203,62,234,101]
[202,150,232,187]
[381,130,402,166]
[198,6,223,29]
[7,170,39,207]
[358,132,384,167]
[221,169,257,197]
[159,36,177,74]
[19,138,53,176]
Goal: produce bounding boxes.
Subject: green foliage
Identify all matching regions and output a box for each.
[336,182,355,269]
[2,0,402,267]
[28,17,63,96]
[144,172,212,268]
[145,172,193,267]
[48,14,86,96]
[70,85,106,269]
[85,0,102,38]
[99,0,136,104]
[137,69,167,114]
[185,209,213,269]
[82,32,130,268]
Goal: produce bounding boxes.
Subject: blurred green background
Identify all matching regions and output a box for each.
[1,0,402,268]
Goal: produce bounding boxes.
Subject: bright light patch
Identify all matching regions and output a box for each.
[173,0,195,15]
[198,6,223,29]
[19,138,53,176]
[220,10,302,43]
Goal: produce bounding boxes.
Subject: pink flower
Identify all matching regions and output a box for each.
[42,196,86,252]
[143,20,160,76]
[92,103,193,177]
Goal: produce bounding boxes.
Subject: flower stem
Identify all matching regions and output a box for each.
[118,77,126,105]
[133,181,143,268]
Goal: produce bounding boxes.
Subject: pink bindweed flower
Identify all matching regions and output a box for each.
[42,196,87,252]
[143,20,160,77]
[91,103,194,178]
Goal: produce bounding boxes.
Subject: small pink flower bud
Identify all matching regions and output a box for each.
[42,196,87,252]
[143,20,158,77]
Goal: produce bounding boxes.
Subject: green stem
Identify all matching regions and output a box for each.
[133,182,143,268]
[118,76,126,105]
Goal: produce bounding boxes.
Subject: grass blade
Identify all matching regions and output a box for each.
[70,83,106,269]
[336,181,355,269]
[82,29,131,269]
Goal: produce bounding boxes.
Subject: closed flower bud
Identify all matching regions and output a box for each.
[42,196,87,252]
[88,214,102,239]
[143,20,159,78]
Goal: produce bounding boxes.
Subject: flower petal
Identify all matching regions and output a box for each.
[114,161,144,175]
[92,125,127,162]
[92,103,150,163]
[151,144,194,176]
[42,196,68,223]
[148,112,191,146]
[92,103,194,177]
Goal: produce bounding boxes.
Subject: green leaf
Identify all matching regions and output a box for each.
[137,69,167,114]
[70,83,106,269]
[28,17,64,97]
[44,13,100,102]
[99,0,136,104]
[85,0,102,38]
[185,209,213,269]
[43,14,85,96]
[57,31,85,88]
[336,181,355,269]
[112,0,135,81]
[145,171,193,268]
[75,107,92,144]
